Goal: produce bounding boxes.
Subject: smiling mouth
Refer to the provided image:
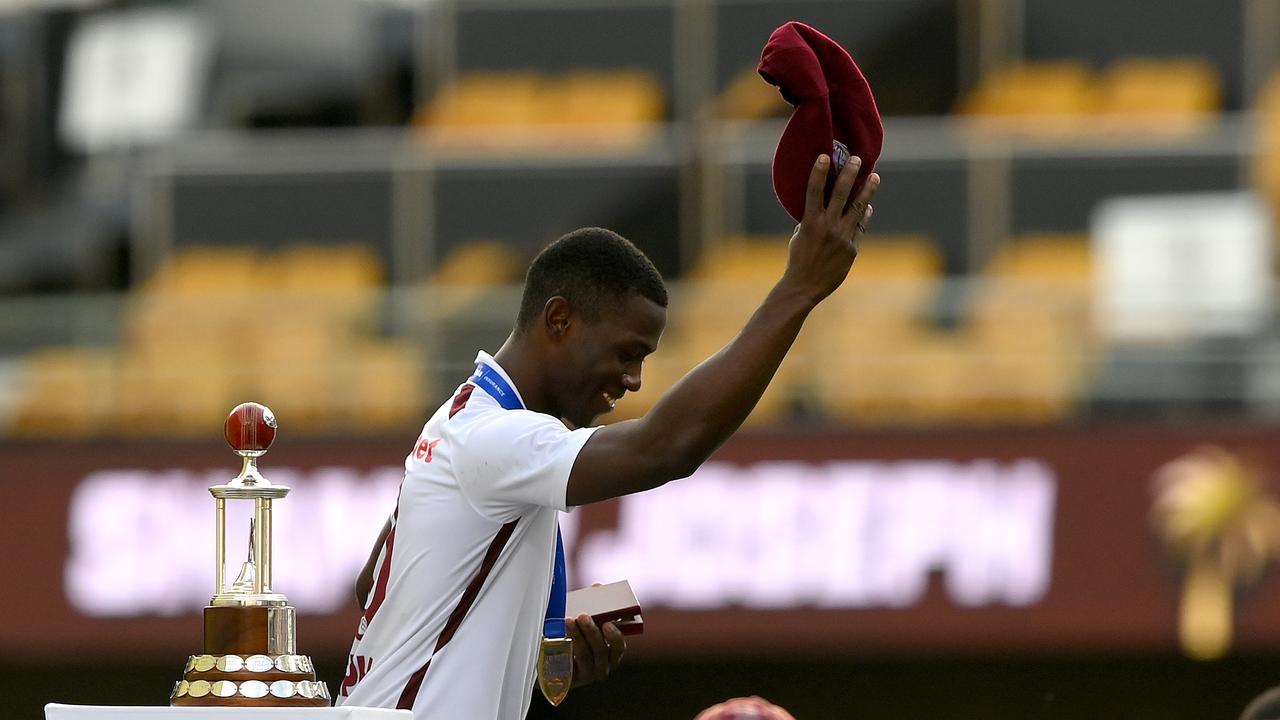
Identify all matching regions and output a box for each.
[601,391,618,410]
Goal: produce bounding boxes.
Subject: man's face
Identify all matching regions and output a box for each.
[551,293,666,428]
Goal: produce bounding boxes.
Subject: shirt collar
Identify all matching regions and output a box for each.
[473,350,528,409]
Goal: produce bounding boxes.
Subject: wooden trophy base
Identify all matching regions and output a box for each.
[170,604,329,707]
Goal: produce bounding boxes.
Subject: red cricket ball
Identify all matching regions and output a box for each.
[224,402,277,453]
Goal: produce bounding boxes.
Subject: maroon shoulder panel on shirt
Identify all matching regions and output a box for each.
[449,384,475,418]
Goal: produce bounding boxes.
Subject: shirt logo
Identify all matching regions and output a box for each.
[414,437,441,462]
[340,654,373,696]
[832,139,850,171]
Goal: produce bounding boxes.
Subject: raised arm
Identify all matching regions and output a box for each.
[566,154,880,506]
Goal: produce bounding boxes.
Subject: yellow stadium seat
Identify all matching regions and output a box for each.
[111,342,239,436]
[426,241,524,318]
[560,70,664,125]
[418,70,664,150]
[271,244,383,290]
[962,234,1097,422]
[336,340,429,430]
[959,61,1100,137]
[1253,71,1280,222]
[982,233,1092,279]
[807,235,944,423]
[815,328,971,425]
[11,348,116,436]
[678,238,809,424]
[144,247,263,295]
[432,241,524,288]
[269,244,383,334]
[712,66,790,120]
[422,72,545,129]
[1097,57,1220,136]
[829,234,943,331]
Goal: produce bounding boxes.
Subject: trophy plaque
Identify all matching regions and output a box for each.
[170,402,331,707]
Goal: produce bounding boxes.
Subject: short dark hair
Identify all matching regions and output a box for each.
[515,227,668,332]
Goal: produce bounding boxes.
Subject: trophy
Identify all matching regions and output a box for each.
[170,402,331,707]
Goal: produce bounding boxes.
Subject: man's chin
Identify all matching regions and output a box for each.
[562,411,601,430]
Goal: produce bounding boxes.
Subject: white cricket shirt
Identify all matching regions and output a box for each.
[336,352,598,719]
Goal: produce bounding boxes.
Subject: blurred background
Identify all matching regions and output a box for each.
[4,0,1280,717]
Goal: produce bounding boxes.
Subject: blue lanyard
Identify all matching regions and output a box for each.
[470,361,568,640]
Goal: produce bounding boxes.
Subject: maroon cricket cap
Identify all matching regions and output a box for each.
[757,21,883,222]
[694,696,796,720]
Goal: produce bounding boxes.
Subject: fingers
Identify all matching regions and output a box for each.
[566,614,584,648]
[575,614,611,678]
[856,204,874,235]
[853,204,872,255]
[603,622,626,670]
[840,172,881,239]
[802,155,830,219]
[826,155,863,218]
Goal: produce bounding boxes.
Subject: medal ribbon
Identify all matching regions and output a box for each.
[470,362,568,641]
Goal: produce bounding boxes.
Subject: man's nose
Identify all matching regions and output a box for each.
[622,370,642,393]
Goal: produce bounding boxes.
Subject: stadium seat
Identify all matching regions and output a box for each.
[337,340,429,430]
[112,343,239,436]
[558,70,665,144]
[1253,72,1280,222]
[247,319,341,431]
[271,244,383,290]
[958,61,1100,136]
[712,66,790,120]
[98,244,411,435]
[808,235,945,423]
[271,244,383,333]
[143,247,262,295]
[686,238,811,424]
[428,241,525,315]
[963,234,1097,421]
[10,348,116,436]
[417,70,664,149]
[1097,57,1220,136]
[817,327,972,424]
[421,72,545,130]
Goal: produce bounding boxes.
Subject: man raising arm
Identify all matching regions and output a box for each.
[565,154,878,504]
[343,154,878,719]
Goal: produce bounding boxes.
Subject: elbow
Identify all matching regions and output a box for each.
[657,434,708,482]
[665,456,701,482]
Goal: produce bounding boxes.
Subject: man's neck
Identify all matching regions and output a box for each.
[492,334,553,416]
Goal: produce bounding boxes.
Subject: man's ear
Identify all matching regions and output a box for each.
[542,296,572,339]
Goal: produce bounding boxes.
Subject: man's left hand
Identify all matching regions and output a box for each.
[567,613,625,688]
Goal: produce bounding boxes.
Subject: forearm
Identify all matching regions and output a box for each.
[640,279,816,476]
[355,516,393,608]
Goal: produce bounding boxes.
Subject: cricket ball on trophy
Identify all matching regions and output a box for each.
[224,402,277,454]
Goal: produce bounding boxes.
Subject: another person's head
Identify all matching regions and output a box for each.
[695,696,796,720]
[515,227,668,428]
[1242,686,1280,720]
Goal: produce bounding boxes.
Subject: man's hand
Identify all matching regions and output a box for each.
[567,613,625,688]
[781,154,881,308]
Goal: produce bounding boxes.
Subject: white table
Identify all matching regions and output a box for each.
[45,705,411,720]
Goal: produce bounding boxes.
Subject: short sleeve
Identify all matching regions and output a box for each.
[451,410,598,522]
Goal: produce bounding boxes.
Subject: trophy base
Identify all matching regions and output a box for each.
[204,604,296,655]
[170,653,330,707]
